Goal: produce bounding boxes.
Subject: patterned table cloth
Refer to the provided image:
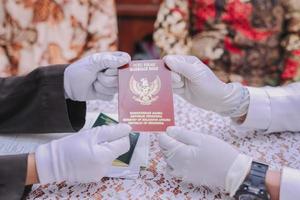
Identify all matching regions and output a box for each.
[27,95,300,200]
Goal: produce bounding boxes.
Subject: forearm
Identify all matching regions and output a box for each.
[26,154,39,185]
[266,170,281,200]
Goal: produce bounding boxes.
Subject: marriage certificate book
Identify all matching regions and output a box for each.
[118,60,174,132]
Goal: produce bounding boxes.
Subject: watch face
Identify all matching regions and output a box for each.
[238,194,263,200]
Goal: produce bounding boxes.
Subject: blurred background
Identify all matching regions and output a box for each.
[1,0,300,86]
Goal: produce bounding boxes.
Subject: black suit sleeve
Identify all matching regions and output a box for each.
[0,154,28,200]
[0,65,86,133]
[0,65,86,199]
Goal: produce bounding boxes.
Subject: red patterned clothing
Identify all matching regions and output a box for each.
[154,0,300,86]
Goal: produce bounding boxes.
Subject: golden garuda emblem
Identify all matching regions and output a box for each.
[129,75,161,105]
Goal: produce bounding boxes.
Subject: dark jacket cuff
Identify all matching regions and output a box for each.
[0,154,28,200]
[66,99,86,131]
[39,65,86,132]
[38,65,84,133]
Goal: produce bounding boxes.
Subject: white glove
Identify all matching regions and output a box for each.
[64,51,131,101]
[159,126,252,196]
[164,55,249,117]
[35,124,131,184]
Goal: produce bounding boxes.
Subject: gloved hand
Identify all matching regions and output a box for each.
[165,55,249,117]
[35,124,131,184]
[64,51,131,101]
[159,126,252,196]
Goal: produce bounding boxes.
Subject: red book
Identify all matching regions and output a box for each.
[118,60,175,132]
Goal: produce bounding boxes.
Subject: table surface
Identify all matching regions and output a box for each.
[27,95,300,200]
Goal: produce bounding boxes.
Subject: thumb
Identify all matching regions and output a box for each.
[102,136,130,157]
[97,123,131,144]
[158,133,185,158]
[166,126,204,146]
[159,133,184,151]
[163,55,207,81]
[90,51,131,71]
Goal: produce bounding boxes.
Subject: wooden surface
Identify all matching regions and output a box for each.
[116,0,162,55]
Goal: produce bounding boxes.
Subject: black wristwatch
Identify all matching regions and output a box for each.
[234,161,270,200]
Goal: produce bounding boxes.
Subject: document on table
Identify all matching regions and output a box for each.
[0,112,149,179]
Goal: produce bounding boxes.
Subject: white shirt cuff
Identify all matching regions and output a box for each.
[280,167,300,200]
[238,87,271,131]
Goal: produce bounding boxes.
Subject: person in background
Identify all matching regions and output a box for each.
[0,0,118,77]
[154,0,300,86]
[0,51,131,200]
[160,55,300,200]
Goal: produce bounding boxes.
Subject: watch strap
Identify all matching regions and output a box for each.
[250,161,269,190]
[234,161,270,200]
